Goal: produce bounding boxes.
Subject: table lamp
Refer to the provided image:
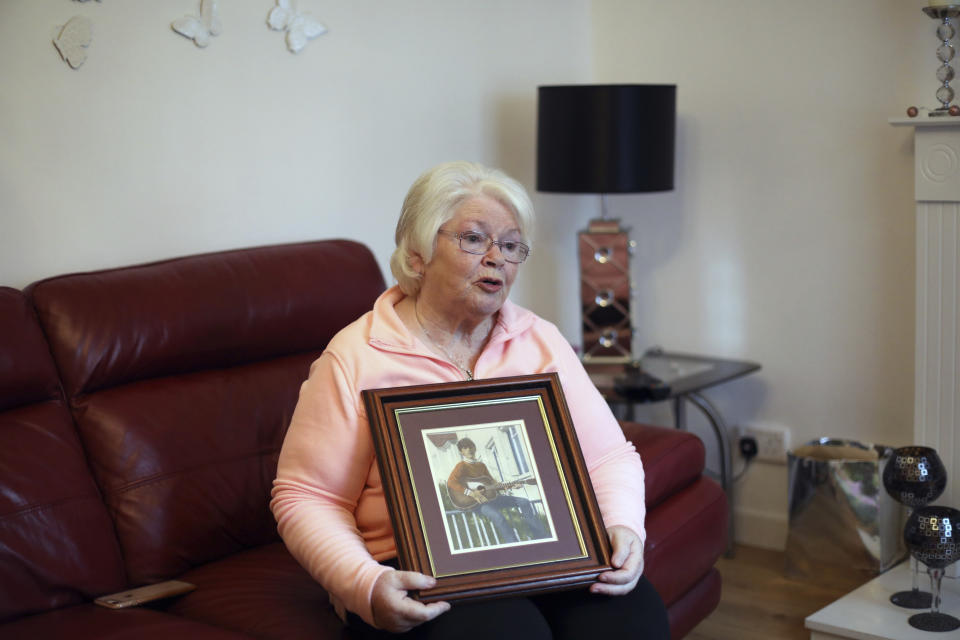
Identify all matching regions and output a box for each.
[536,84,676,363]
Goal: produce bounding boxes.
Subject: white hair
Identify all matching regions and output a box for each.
[389,161,535,296]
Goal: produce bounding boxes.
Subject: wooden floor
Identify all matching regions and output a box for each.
[686,545,868,640]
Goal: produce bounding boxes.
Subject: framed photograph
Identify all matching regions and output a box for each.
[362,373,612,603]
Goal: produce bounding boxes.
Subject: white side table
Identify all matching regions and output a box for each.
[806,561,960,639]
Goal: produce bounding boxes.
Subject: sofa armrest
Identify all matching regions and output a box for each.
[620,421,706,509]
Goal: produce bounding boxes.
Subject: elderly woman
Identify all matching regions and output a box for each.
[271,162,669,639]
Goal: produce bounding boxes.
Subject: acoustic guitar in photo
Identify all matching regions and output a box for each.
[449,475,537,510]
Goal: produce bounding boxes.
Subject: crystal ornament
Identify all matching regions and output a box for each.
[937,43,956,63]
[923,7,959,113]
[937,22,955,41]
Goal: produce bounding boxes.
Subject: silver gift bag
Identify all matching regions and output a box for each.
[786,438,906,580]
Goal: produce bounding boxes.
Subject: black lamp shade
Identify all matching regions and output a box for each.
[537,84,676,194]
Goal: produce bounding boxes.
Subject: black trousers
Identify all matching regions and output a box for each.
[346,575,670,640]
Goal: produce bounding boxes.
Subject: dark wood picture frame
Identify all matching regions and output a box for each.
[362,373,612,603]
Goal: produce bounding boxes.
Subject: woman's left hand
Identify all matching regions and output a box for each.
[590,525,644,596]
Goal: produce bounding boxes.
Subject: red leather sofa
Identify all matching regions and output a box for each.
[0,240,727,639]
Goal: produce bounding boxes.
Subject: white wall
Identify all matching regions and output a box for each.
[0,0,942,550]
[589,0,934,548]
[0,0,591,293]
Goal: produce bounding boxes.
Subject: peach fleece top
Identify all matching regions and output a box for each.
[270,286,646,627]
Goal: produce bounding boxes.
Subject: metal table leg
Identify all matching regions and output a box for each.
[673,392,735,557]
[672,396,686,432]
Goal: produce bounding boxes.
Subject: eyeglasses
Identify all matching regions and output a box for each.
[438,229,530,264]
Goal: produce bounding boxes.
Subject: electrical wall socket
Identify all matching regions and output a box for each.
[742,422,791,464]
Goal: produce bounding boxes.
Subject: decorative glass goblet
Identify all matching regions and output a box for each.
[882,446,947,608]
[904,506,960,632]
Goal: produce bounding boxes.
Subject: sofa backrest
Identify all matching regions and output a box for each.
[0,287,127,621]
[26,240,386,585]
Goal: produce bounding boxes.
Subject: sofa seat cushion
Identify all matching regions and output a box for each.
[643,476,727,608]
[166,542,342,640]
[0,603,251,640]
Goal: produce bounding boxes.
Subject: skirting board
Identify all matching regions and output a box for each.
[734,506,788,551]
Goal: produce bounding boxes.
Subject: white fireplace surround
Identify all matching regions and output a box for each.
[890,118,960,507]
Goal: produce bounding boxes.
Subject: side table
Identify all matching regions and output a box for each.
[806,561,960,639]
[586,350,762,555]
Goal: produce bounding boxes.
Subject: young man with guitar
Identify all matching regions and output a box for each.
[446,437,548,544]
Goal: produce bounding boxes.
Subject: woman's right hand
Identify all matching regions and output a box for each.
[371,569,451,632]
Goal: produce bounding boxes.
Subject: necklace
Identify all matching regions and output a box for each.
[414,304,474,381]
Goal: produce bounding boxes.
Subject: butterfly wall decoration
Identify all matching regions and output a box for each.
[50,0,332,65]
[53,16,93,69]
[267,0,327,54]
[172,0,222,48]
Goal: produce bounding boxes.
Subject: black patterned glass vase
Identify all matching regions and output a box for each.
[882,446,947,609]
[904,506,960,632]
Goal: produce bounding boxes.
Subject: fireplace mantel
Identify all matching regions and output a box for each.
[890,118,960,202]
[890,117,960,506]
